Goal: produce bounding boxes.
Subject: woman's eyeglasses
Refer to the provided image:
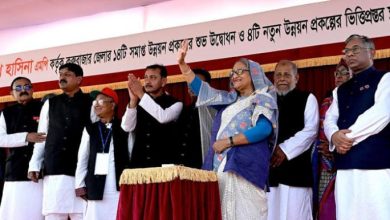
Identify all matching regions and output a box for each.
[229,69,249,77]
[13,84,32,92]
[334,70,350,77]
[93,99,113,106]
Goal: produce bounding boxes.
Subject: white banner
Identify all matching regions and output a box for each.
[0,0,389,88]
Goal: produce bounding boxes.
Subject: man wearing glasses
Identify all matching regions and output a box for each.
[0,77,46,219]
[28,63,93,220]
[268,60,319,220]
[75,88,132,220]
[324,34,390,220]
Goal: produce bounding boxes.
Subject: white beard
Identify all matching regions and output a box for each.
[276,85,295,96]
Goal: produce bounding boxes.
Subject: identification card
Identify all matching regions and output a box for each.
[94,153,109,175]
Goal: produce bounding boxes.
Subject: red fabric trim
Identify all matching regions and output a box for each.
[116,178,222,220]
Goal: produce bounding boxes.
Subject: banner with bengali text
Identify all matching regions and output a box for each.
[0,0,389,90]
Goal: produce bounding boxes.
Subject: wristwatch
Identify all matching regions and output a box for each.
[229,136,234,147]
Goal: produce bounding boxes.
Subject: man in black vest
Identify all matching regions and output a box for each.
[75,87,131,220]
[28,63,93,220]
[0,77,46,219]
[267,60,319,220]
[324,34,390,220]
[121,64,183,168]
[176,68,216,168]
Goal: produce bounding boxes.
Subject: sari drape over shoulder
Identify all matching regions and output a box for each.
[198,59,278,190]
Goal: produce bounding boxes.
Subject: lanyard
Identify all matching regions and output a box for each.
[98,123,112,153]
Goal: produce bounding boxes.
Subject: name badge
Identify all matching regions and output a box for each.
[94,153,109,175]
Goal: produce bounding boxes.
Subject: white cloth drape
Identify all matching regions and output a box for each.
[0,180,44,220]
[267,184,313,220]
[335,169,390,220]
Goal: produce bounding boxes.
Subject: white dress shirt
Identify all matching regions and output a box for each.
[0,112,28,148]
[75,127,134,189]
[323,71,390,220]
[279,94,320,160]
[324,72,390,149]
[0,110,44,220]
[27,97,97,215]
[121,93,183,132]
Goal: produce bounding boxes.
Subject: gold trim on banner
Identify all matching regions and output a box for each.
[119,165,218,185]
[1,49,389,103]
